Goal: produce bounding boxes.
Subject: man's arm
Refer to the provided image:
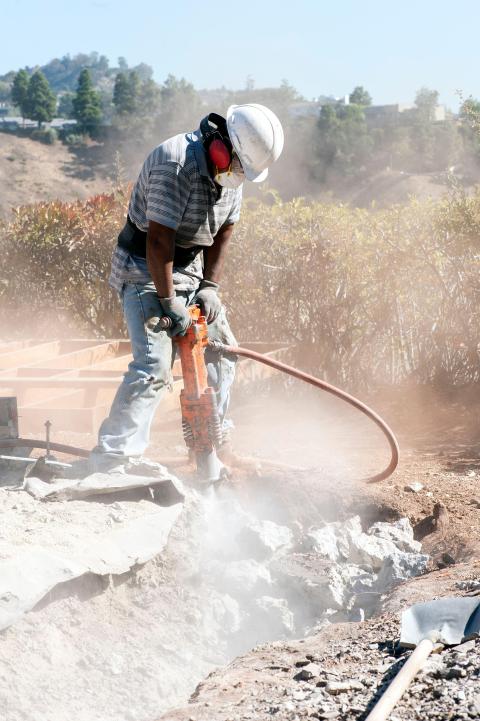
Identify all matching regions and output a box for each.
[146,220,191,335]
[203,223,235,284]
[146,220,176,298]
[194,223,235,323]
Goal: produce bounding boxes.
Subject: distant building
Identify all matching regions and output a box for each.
[364,103,446,125]
[0,116,78,131]
[289,102,322,118]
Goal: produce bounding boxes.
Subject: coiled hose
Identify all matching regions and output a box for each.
[209,341,399,483]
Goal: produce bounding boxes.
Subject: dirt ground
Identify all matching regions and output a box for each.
[2,385,480,720]
[0,133,111,218]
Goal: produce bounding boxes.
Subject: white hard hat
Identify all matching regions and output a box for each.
[226,103,284,182]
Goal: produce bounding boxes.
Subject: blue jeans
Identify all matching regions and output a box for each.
[91,282,237,464]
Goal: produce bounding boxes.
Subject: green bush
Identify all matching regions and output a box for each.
[31,127,58,144]
[2,186,480,389]
[64,132,88,147]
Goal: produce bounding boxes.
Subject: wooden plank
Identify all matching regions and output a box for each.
[0,340,32,355]
[5,339,291,437]
[19,405,109,434]
[0,341,61,372]
[0,377,123,387]
[22,341,123,371]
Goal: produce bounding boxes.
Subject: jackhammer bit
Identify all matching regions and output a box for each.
[155,306,226,484]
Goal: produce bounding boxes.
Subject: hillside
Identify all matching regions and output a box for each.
[0,134,112,218]
[1,132,479,219]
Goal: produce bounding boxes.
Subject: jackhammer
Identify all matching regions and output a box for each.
[155,306,226,483]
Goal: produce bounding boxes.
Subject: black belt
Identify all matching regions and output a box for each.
[118,217,203,267]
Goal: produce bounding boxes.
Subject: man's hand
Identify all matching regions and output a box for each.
[159,295,192,336]
[194,280,222,324]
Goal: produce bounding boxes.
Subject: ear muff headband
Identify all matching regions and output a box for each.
[200,113,233,171]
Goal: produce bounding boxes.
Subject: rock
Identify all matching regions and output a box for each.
[455,640,476,653]
[368,518,421,553]
[237,520,293,560]
[376,550,429,587]
[306,517,363,563]
[208,559,273,598]
[349,607,365,622]
[440,666,466,679]
[349,533,400,570]
[294,663,320,681]
[325,680,363,695]
[210,593,242,634]
[404,482,424,492]
[254,596,295,637]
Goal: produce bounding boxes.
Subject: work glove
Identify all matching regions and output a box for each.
[159,295,192,337]
[193,280,222,324]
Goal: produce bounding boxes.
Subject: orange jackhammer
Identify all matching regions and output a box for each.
[156,306,226,483]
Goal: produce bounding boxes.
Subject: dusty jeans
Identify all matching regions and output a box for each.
[90,281,237,468]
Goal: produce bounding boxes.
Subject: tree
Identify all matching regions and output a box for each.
[138,78,161,115]
[113,72,138,115]
[157,74,203,136]
[412,88,440,170]
[459,97,480,160]
[57,92,75,118]
[11,69,29,118]
[25,71,56,127]
[414,87,439,122]
[0,81,10,103]
[72,68,102,136]
[314,102,373,181]
[349,86,372,106]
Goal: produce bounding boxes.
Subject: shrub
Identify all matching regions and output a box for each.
[31,127,58,145]
[2,186,480,389]
[64,132,88,147]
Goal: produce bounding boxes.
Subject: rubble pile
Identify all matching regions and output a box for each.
[0,477,429,721]
[268,640,480,721]
[192,493,429,655]
[161,602,480,721]
[270,637,480,721]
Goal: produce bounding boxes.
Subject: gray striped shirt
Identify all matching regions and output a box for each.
[129,129,242,246]
[109,129,242,292]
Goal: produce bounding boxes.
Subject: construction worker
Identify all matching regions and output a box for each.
[90,104,284,472]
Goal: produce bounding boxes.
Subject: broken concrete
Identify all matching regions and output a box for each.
[0,503,183,631]
[0,472,430,721]
[24,469,185,504]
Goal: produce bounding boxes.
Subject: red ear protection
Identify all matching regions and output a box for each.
[200,113,233,171]
[209,138,231,170]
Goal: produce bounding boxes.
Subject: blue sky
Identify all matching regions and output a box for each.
[1,0,478,109]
